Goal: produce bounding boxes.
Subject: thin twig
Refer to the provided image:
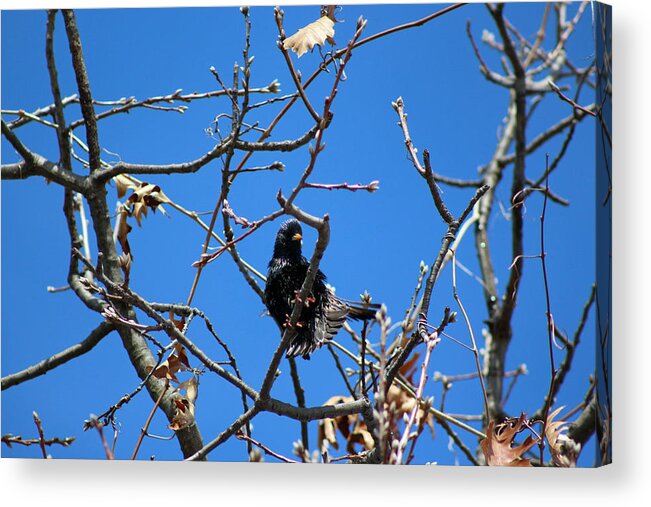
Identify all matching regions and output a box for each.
[393,330,439,464]
[523,2,551,69]
[451,248,490,421]
[2,434,75,449]
[303,181,380,193]
[350,3,466,51]
[86,416,114,459]
[326,344,356,397]
[275,8,322,124]
[538,154,556,464]
[131,380,169,460]
[288,357,309,450]
[236,431,298,463]
[549,81,596,117]
[1,323,115,390]
[32,412,48,459]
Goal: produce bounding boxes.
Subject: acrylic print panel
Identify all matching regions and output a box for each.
[1,2,611,466]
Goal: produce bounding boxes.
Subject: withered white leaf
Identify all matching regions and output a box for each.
[118,252,132,273]
[132,201,148,227]
[114,174,133,199]
[545,406,578,467]
[283,16,335,58]
[126,182,171,225]
[177,377,199,414]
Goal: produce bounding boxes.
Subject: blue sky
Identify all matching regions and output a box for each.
[2,3,599,465]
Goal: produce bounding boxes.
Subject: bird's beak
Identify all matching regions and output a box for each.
[292,233,302,242]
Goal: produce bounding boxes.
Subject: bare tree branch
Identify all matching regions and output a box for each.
[234,124,319,152]
[532,284,596,421]
[275,7,322,124]
[1,323,115,390]
[498,105,595,168]
[89,138,233,182]
[288,358,309,449]
[566,393,597,447]
[62,9,101,172]
[6,94,78,130]
[1,120,87,192]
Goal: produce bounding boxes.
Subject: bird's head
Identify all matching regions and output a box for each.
[272,219,303,259]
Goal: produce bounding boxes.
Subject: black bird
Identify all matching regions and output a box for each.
[264,219,380,359]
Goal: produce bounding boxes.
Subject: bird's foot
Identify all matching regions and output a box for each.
[292,290,316,307]
[283,314,305,328]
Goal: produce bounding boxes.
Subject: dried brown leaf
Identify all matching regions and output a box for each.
[169,400,193,431]
[115,208,132,256]
[146,345,190,383]
[174,343,190,369]
[480,415,537,467]
[174,398,189,412]
[169,311,185,331]
[316,395,355,452]
[283,16,335,58]
[318,418,339,451]
[399,352,421,385]
[168,377,199,431]
[347,421,375,453]
[386,385,434,437]
[318,389,433,455]
[146,360,178,383]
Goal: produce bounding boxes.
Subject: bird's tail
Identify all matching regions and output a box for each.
[339,297,381,321]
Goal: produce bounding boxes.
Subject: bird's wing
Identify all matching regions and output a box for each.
[286,337,315,359]
[312,289,350,344]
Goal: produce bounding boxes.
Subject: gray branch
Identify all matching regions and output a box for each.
[90,137,233,182]
[234,124,319,152]
[62,10,101,172]
[498,104,595,168]
[1,120,87,193]
[6,94,78,129]
[567,394,597,447]
[264,397,372,422]
[1,323,115,390]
